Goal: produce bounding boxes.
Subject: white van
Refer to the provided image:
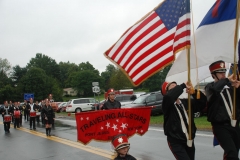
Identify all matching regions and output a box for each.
[66,98,95,113]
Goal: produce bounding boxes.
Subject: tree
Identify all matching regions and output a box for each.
[101,64,117,90]
[59,61,78,88]
[78,61,100,75]
[0,58,12,89]
[0,84,16,103]
[142,64,172,92]
[0,58,11,76]
[71,70,103,97]
[109,68,133,90]
[11,65,27,84]
[27,53,60,80]
[18,67,62,101]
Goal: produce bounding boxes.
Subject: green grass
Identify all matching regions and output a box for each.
[150,115,164,124]
[150,115,212,130]
[194,116,212,130]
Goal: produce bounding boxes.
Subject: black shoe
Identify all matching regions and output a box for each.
[33,128,36,130]
[8,130,10,133]
[30,128,32,130]
[48,134,51,136]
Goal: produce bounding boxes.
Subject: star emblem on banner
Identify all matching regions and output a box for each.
[106,122,110,129]
[86,117,89,120]
[119,130,122,133]
[101,126,104,130]
[120,123,127,130]
[112,124,118,131]
[116,119,119,122]
[80,117,83,121]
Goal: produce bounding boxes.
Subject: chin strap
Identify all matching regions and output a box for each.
[213,72,219,81]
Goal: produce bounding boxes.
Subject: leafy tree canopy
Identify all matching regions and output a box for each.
[27,53,60,80]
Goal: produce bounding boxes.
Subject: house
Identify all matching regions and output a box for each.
[63,88,78,96]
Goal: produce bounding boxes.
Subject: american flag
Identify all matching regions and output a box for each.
[104,0,191,86]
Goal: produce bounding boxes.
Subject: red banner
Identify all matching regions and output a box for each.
[75,107,151,145]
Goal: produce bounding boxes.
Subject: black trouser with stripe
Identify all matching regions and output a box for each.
[24,111,29,121]
[4,122,10,132]
[167,139,195,160]
[212,123,240,160]
[14,118,20,128]
[30,117,36,129]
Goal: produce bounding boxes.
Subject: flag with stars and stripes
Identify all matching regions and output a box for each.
[104,0,190,86]
[75,107,151,145]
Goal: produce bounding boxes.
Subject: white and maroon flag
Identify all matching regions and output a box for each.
[75,107,151,145]
[104,0,190,86]
[166,0,238,90]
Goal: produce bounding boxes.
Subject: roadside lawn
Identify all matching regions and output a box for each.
[150,115,212,130]
[56,112,212,130]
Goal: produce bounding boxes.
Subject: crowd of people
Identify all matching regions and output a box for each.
[1,97,55,136]
[0,60,240,160]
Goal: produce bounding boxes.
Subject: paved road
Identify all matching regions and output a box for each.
[56,118,225,160]
[0,119,112,160]
[0,117,229,160]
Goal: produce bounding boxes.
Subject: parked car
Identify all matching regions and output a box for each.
[66,98,96,113]
[56,102,67,113]
[134,92,146,98]
[91,100,106,110]
[115,94,137,106]
[122,92,163,115]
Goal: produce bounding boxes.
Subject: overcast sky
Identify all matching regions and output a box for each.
[0,0,216,73]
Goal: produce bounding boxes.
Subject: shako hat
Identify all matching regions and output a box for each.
[209,60,226,74]
[107,88,115,95]
[112,134,130,151]
[161,81,177,95]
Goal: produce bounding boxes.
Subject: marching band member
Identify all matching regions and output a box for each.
[35,101,40,124]
[42,99,55,136]
[49,94,54,103]
[23,100,28,121]
[49,94,55,129]
[1,101,13,133]
[9,100,14,123]
[13,102,21,128]
[161,81,206,160]
[102,89,121,110]
[111,134,136,160]
[205,60,240,160]
[40,100,45,127]
[26,98,37,130]
[18,102,23,126]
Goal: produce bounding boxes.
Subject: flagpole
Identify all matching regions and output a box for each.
[232,0,240,122]
[187,48,192,140]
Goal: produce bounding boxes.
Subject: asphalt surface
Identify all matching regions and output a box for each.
[0,115,235,160]
[55,116,225,160]
[0,118,112,160]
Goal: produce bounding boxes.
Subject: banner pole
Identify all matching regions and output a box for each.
[187,48,192,140]
[232,0,240,121]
